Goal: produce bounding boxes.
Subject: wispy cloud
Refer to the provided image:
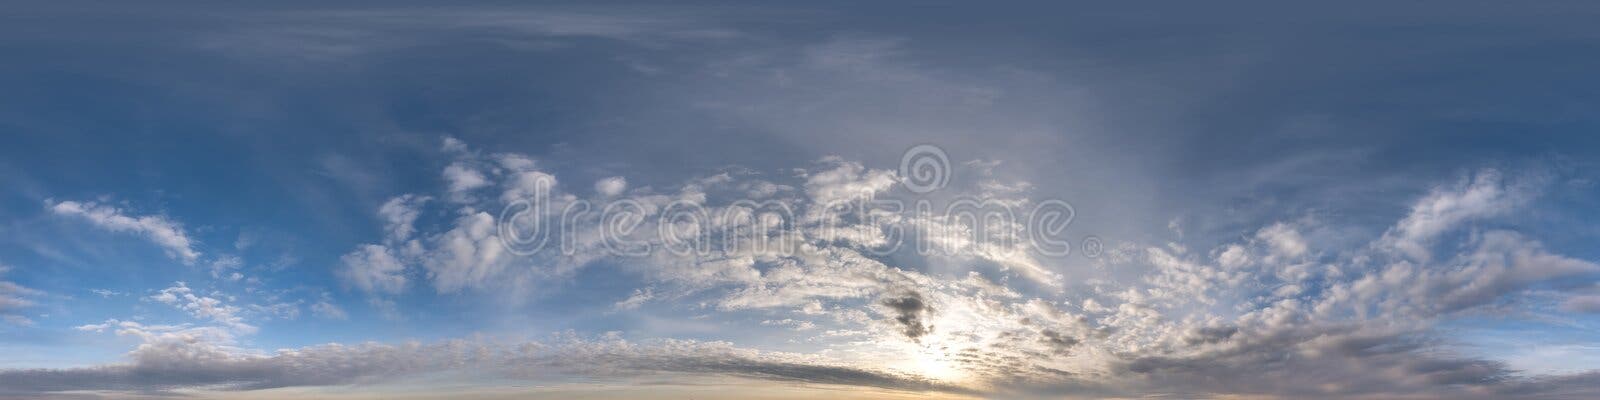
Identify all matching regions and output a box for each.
[0,263,41,326]
[47,200,201,265]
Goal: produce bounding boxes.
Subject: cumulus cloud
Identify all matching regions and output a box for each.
[377,194,430,242]
[442,162,490,202]
[331,194,434,306]
[336,244,408,296]
[1256,222,1308,260]
[422,211,508,293]
[595,176,628,197]
[47,200,201,264]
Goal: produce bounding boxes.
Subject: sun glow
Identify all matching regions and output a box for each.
[907,347,968,383]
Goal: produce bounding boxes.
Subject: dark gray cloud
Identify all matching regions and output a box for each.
[0,335,972,397]
[1037,329,1080,355]
[880,291,932,341]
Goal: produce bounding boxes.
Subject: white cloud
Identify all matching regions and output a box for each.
[378,194,430,242]
[442,162,490,201]
[1384,169,1537,261]
[802,157,896,207]
[336,244,408,296]
[422,212,507,293]
[74,319,239,348]
[48,200,201,264]
[149,282,256,334]
[499,169,558,204]
[251,301,301,320]
[1425,231,1599,313]
[311,300,349,320]
[208,254,243,280]
[613,287,652,311]
[1256,222,1308,260]
[441,136,469,153]
[762,318,817,331]
[595,176,628,197]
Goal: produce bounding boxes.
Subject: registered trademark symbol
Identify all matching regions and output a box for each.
[1081,236,1103,259]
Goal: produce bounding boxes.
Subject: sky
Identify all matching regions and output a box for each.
[3,1,1600,399]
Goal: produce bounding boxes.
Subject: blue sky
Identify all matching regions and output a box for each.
[3,2,1600,399]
